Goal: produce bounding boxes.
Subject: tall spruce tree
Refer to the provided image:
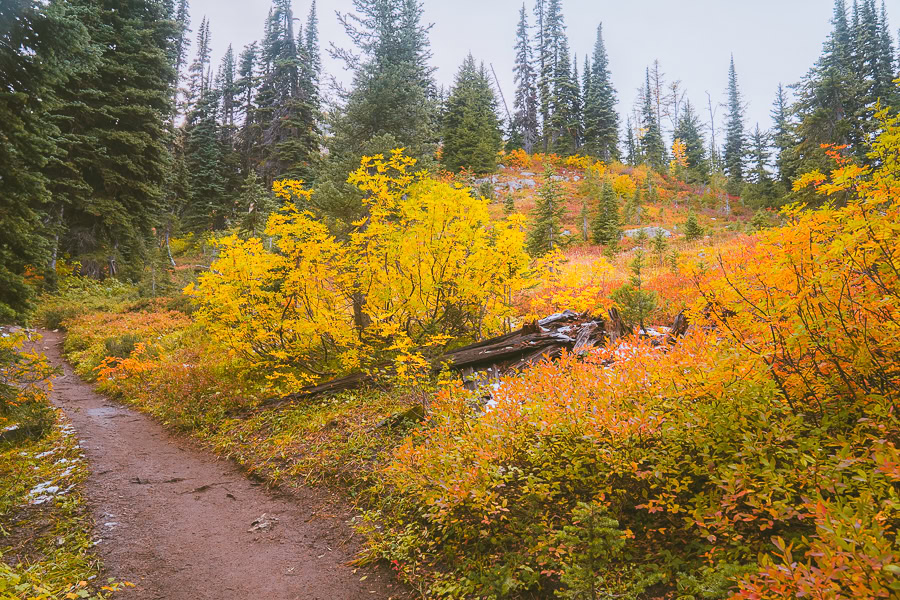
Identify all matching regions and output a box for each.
[723,55,746,192]
[318,0,437,234]
[511,3,539,152]
[770,83,794,186]
[255,0,320,182]
[791,0,868,176]
[672,100,708,183]
[640,69,666,170]
[591,181,621,248]
[0,0,91,316]
[46,0,176,279]
[441,54,503,174]
[583,24,619,161]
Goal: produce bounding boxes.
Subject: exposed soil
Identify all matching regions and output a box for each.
[37,330,402,600]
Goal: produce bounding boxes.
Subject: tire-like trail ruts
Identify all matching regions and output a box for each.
[37,330,402,600]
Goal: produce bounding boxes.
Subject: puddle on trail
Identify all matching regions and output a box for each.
[86,405,131,419]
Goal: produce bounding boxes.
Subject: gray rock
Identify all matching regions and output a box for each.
[623,226,673,239]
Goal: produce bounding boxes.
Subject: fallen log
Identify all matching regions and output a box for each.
[261,309,689,407]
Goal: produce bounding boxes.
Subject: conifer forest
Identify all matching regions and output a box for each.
[2,0,900,598]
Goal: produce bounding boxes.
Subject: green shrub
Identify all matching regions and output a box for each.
[103,333,141,359]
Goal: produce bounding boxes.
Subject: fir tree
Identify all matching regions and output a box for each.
[549,35,577,153]
[625,117,638,166]
[318,0,437,235]
[640,69,666,170]
[791,0,868,176]
[511,3,539,153]
[611,251,657,332]
[527,166,567,256]
[255,0,320,182]
[744,124,777,208]
[683,211,704,241]
[330,0,437,162]
[172,0,191,117]
[723,55,746,192]
[770,83,794,186]
[441,54,503,174]
[672,99,708,182]
[47,0,177,279]
[0,0,91,316]
[583,24,619,162]
[591,181,621,248]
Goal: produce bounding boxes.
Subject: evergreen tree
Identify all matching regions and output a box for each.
[583,24,619,162]
[744,124,778,207]
[549,34,577,153]
[237,171,276,238]
[236,41,260,172]
[625,117,638,166]
[591,181,621,247]
[683,211,704,241]
[672,99,708,182]
[441,54,503,174]
[318,0,437,234]
[571,54,583,149]
[610,251,657,332]
[47,0,177,279]
[255,0,320,182]
[0,0,91,316]
[511,3,539,153]
[723,55,746,192]
[172,0,191,117]
[527,166,567,256]
[187,15,211,107]
[184,81,226,230]
[770,83,794,186]
[330,0,437,162]
[640,69,666,170]
[791,0,868,176]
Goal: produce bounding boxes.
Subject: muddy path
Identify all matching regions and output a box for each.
[36,330,401,600]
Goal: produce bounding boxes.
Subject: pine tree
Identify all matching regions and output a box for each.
[511,4,539,153]
[172,0,191,117]
[625,117,638,166]
[583,24,619,161]
[640,69,666,170]
[744,124,777,208]
[47,0,177,279]
[723,55,746,192]
[0,0,91,316]
[770,83,794,186]
[318,0,437,234]
[791,0,868,176]
[254,0,320,183]
[672,99,708,182]
[441,54,503,174]
[571,54,583,149]
[527,166,567,256]
[330,0,437,162]
[591,181,621,248]
[236,41,260,172]
[549,34,577,153]
[683,211,704,241]
[187,16,211,108]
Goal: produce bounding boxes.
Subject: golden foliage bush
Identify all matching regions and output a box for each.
[187,150,535,388]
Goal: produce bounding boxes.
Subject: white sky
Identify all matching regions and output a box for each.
[190,0,899,141]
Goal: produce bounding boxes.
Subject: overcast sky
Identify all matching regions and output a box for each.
[190,0,899,139]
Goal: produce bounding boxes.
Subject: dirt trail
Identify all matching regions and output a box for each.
[37,330,400,600]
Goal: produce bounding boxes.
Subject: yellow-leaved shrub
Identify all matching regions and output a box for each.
[187,150,535,388]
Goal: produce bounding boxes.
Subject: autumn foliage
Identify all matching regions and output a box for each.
[187,150,534,388]
[360,111,900,597]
